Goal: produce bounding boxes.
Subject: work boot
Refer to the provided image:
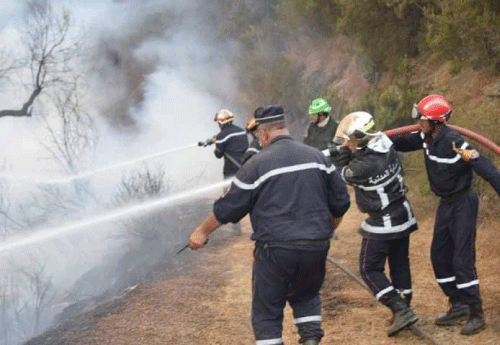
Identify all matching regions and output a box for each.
[301,339,319,345]
[386,295,418,337]
[435,298,469,326]
[387,293,411,325]
[460,302,485,335]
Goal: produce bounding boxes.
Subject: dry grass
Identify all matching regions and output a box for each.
[27,194,500,345]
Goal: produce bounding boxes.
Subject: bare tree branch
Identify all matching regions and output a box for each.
[0,0,75,119]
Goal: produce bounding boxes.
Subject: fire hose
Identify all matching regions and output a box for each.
[326,124,500,345]
[186,126,499,343]
[384,124,500,157]
[327,256,440,345]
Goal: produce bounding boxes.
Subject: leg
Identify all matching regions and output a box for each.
[359,238,397,304]
[287,246,329,343]
[359,238,416,336]
[252,245,288,345]
[388,236,412,305]
[431,201,459,299]
[451,191,485,335]
[432,200,470,326]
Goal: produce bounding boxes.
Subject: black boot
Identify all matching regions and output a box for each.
[301,339,319,345]
[435,298,469,326]
[386,296,418,337]
[387,292,412,325]
[460,302,485,335]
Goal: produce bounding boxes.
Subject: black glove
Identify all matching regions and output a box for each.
[330,146,352,167]
[198,137,216,147]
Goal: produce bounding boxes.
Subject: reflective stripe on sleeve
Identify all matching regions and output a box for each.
[423,141,467,164]
[216,131,247,144]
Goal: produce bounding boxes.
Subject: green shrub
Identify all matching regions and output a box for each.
[448,59,462,75]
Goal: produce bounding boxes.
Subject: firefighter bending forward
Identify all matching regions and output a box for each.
[189,104,350,345]
[329,112,419,336]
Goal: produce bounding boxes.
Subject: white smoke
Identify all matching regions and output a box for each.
[0,1,244,343]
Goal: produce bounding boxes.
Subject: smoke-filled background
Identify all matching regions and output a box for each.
[0,1,245,344]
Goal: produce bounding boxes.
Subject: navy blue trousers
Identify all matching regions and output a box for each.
[431,189,481,304]
[359,236,412,305]
[252,244,329,344]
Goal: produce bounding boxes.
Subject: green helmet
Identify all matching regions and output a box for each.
[309,98,332,115]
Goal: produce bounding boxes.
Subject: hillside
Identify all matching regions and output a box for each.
[24,193,500,345]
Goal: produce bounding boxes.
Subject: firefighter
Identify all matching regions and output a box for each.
[189,104,350,345]
[390,94,500,335]
[241,112,262,165]
[304,98,338,151]
[213,109,249,179]
[330,111,419,336]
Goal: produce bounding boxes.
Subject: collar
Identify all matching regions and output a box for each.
[366,132,393,153]
[270,135,292,145]
[425,124,448,144]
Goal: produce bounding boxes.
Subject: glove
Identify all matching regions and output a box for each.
[452,141,479,161]
[330,146,352,167]
[198,137,216,147]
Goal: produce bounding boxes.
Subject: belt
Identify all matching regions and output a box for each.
[256,239,330,247]
[441,187,471,204]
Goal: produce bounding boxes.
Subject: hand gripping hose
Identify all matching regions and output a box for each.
[384,124,500,158]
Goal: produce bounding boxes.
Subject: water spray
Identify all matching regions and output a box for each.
[0,143,199,185]
[0,179,231,255]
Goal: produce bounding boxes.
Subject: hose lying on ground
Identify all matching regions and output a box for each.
[326,256,441,345]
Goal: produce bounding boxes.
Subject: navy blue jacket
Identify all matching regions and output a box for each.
[214,123,248,177]
[334,133,417,240]
[304,117,338,151]
[390,125,500,198]
[213,135,350,242]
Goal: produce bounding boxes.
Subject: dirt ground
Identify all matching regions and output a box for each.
[26,190,500,345]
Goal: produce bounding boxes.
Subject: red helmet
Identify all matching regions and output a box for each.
[411,94,452,122]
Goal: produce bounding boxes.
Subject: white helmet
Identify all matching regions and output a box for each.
[214,109,234,125]
[333,111,376,146]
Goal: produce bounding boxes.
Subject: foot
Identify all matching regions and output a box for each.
[435,302,469,326]
[460,315,485,335]
[388,308,418,337]
[302,339,319,345]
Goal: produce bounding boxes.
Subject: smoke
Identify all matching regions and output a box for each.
[0,1,244,344]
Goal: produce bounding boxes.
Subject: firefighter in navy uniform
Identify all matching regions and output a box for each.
[189,105,350,345]
[213,109,249,179]
[329,111,419,337]
[390,94,500,336]
[303,98,338,151]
